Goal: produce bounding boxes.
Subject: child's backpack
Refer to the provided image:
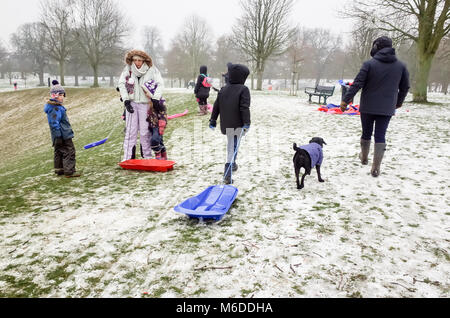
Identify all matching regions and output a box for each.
[201,75,213,88]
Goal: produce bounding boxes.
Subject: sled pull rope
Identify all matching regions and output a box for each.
[223,128,245,185]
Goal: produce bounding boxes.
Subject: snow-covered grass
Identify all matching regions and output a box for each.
[0,87,448,298]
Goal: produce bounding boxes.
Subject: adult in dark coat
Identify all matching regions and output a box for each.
[341,36,410,177]
[194,65,211,115]
[222,62,233,86]
[209,63,251,184]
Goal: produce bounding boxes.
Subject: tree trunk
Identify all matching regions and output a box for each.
[59,60,65,86]
[413,50,434,103]
[75,74,79,87]
[250,74,254,90]
[443,80,449,95]
[109,75,114,87]
[38,70,45,86]
[92,64,99,88]
[0,72,4,79]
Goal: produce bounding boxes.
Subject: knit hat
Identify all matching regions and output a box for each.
[50,80,66,96]
[371,36,393,57]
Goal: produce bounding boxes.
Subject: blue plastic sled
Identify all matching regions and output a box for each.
[84,138,108,150]
[174,185,238,221]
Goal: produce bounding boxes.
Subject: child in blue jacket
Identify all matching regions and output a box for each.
[44,81,81,178]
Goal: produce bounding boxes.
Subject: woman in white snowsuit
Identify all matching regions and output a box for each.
[118,50,164,161]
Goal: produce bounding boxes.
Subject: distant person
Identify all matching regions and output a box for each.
[44,81,81,178]
[118,50,164,161]
[209,64,251,184]
[194,65,211,116]
[340,36,410,177]
[13,82,17,91]
[222,62,233,87]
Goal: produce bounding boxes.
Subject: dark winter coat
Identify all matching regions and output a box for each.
[210,64,251,135]
[343,47,410,116]
[44,100,74,144]
[194,65,211,99]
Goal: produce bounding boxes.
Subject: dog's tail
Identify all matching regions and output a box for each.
[293,143,300,151]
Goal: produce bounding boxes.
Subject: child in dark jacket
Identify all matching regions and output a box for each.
[44,81,80,178]
[194,65,211,116]
[145,93,168,160]
[209,64,251,184]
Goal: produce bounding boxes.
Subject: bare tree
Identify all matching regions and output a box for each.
[172,15,213,82]
[39,0,74,86]
[286,27,306,95]
[165,39,193,87]
[211,35,242,85]
[73,0,128,88]
[232,0,295,90]
[303,28,341,87]
[430,35,450,93]
[10,23,49,86]
[342,0,450,103]
[142,26,164,67]
[0,40,8,79]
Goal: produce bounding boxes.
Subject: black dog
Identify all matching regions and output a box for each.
[293,137,327,190]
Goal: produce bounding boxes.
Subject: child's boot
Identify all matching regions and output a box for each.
[224,163,233,184]
[161,151,167,160]
[155,152,162,160]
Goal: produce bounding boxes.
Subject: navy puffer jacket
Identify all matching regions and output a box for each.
[344,47,410,116]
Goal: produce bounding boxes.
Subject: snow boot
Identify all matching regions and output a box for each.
[155,152,162,160]
[161,151,167,161]
[224,163,233,184]
[371,143,386,177]
[359,138,371,165]
[232,163,238,172]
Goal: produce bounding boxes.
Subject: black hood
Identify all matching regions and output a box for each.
[200,65,207,74]
[373,47,398,63]
[229,64,250,84]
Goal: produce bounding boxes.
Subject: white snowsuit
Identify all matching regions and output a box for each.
[118,64,164,161]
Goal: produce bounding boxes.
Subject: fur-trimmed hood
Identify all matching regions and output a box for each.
[125,50,153,67]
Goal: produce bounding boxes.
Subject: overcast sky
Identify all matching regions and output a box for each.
[0,0,354,49]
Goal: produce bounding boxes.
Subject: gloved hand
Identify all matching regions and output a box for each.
[209,120,216,131]
[243,124,250,133]
[158,119,167,135]
[54,137,63,148]
[124,100,134,113]
[340,101,348,112]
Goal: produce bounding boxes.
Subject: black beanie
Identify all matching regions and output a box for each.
[371,36,393,57]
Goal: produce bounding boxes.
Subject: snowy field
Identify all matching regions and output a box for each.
[0,87,449,298]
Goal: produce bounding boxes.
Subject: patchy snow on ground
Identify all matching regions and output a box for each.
[0,90,449,298]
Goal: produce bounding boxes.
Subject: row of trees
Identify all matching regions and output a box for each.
[0,0,127,88]
[0,0,449,102]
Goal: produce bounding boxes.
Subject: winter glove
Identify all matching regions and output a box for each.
[124,100,134,113]
[158,120,167,136]
[340,101,348,112]
[54,137,63,148]
[209,120,217,131]
[243,124,250,133]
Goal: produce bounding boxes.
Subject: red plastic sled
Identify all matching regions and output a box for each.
[119,159,176,172]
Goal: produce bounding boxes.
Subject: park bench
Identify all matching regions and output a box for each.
[304,85,335,104]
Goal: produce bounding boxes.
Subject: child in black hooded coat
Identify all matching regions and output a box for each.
[209,64,251,184]
[194,65,211,116]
